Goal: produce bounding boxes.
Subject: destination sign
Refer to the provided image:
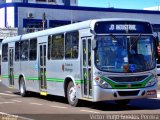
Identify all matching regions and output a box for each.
[94,21,152,34]
[109,24,136,31]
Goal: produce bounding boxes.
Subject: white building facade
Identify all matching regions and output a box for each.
[0,1,160,36]
[144,6,160,11]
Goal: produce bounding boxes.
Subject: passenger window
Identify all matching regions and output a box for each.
[48,36,52,60]
[15,42,20,61]
[2,44,8,62]
[29,38,37,61]
[20,40,29,61]
[51,34,64,59]
[65,31,79,59]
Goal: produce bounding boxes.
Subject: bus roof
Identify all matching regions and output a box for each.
[2,18,150,44]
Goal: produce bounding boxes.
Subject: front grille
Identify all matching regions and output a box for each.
[108,75,148,83]
[118,90,140,96]
[114,84,142,89]
[114,85,126,88]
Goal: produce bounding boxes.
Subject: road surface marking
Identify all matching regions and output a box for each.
[30,103,43,106]
[5,91,13,93]
[0,102,15,104]
[0,93,17,96]
[0,112,34,120]
[80,110,100,114]
[51,105,67,109]
[12,100,22,102]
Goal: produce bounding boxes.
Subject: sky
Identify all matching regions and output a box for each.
[78,0,160,10]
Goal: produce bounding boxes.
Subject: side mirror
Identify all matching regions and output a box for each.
[155,36,159,59]
[92,39,97,50]
[154,36,158,46]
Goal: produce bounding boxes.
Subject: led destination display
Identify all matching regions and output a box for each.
[94,21,152,34]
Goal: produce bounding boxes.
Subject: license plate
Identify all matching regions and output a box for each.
[147,90,156,95]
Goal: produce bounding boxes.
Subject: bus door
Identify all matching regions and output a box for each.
[38,43,47,92]
[82,37,92,98]
[9,48,14,86]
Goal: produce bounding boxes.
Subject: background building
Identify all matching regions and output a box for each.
[5,0,77,6]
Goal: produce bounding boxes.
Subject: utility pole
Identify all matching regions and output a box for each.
[42,12,46,30]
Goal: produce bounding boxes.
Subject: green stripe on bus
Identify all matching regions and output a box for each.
[141,75,154,87]
[75,80,84,84]
[101,75,154,89]
[14,76,19,79]
[2,75,9,78]
[27,77,40,80]
[2,74,83,84]
[47,78,64,82]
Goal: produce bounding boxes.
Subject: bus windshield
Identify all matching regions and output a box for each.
[95,35,156,73]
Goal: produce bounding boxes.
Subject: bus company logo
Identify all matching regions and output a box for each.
[62,63,73,73]
[128,84,131,88]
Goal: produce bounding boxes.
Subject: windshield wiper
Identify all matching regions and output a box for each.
[129,34,141,50]
[110,34,118,42]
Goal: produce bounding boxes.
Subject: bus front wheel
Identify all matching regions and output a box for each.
[19,77,28,97]
[67,81,79,107]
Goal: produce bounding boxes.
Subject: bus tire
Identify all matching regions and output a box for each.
[67,81,79,107]
[19,77,27,97]
[115,99,130,105]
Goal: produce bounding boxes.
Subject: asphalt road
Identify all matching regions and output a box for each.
[0,81,160,120]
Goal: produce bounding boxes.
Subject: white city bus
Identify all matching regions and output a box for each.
[1,19,158,106]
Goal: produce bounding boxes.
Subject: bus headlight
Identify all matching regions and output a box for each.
[95,77,112,89]
[145,78,157,87]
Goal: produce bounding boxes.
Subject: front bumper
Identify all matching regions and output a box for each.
[93,84,157,102]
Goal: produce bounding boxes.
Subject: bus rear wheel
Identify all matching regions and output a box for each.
[19,77,28,97]
[67,81,79,107]
[115,99,130,105]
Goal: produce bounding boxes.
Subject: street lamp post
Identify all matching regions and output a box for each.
[42,12,46,30]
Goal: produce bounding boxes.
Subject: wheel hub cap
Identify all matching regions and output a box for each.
[69,87,76,102]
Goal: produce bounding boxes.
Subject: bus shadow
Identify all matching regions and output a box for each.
[84,98,160,111]
[14,91,68,104]
[13,92,160,111]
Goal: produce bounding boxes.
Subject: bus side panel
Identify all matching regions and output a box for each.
[1,62,9,87]
[14,61,21,89]
[46,63,63,95]
[46,59,81,97]
[20,61,39,92]
[46,60,56,95]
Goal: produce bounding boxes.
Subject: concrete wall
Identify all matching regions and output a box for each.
[0,3,160,35]
[6,7,15,27]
